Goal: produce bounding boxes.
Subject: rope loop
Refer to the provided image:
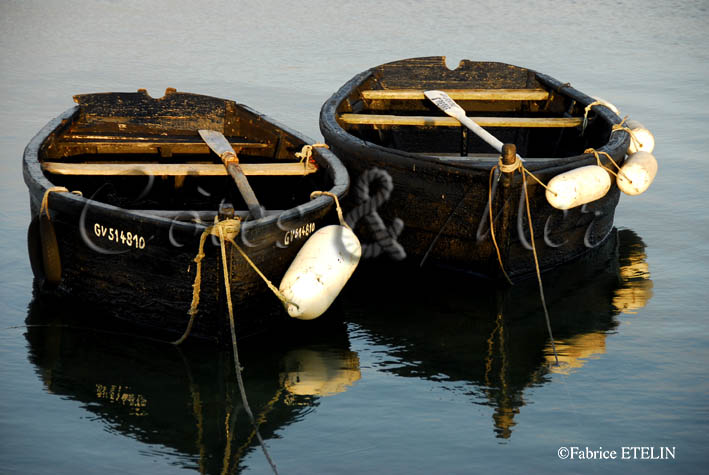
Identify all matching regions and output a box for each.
[584,147,631,183]
[497,155,522,174]
[582,100,605,132]
[295,143,328,163]
[40,186,83,219]
[310,190,349,230]
[611,116,643,151]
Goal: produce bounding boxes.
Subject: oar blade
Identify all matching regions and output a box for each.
[424,90,466,120]
[198,129,235,159]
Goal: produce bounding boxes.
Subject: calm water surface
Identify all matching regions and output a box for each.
[1,1,708,473]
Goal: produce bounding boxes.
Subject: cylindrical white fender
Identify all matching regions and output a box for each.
[625,119,655,154]
[546,165,612,210]
[617,151,658,195]
[279,225,361,320]
[591,96,620,116]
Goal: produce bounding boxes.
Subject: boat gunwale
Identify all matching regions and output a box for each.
[23,97,350,238]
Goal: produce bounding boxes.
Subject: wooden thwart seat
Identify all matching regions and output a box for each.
[42,161,318,176]
[46,135,270,158]
[339,113,582,128]
[361,88,550,101]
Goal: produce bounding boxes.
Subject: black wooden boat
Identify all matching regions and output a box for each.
[320,57,631,281]
[24,88,349,341]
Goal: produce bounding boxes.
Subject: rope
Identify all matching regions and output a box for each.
[487,157,559,365]
[295,143,328,174]
[487,167,514,285]
[345,168,406,260]
[39,186,82,219]
[584,147,631,183]
[295,143,329,162]
[171,219,278,473]
[218,224,279,475]
[581,100,606,132]
[173,219,294,345]
[520,170,559,366]
[498,155,522,174]
[611,116,644,152]
[310,190,350,230]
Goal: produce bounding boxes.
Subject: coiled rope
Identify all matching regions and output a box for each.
[295,143,329,174]
[345,168,406,260]
[488,155,559,365]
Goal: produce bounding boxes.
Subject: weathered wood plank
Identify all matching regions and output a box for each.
[46,138,270,158]
[361,88,550,101]
[339,114,582,128]
[42,161,318,176]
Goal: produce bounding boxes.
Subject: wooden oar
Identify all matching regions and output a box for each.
[198,129,265,219]
[424,90,523,161]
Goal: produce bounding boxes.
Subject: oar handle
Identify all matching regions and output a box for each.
[226,162,265,219]
[456,115,505,153]
[425,90,523,161]
[199,129,266,220]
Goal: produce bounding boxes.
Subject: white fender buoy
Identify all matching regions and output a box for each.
[546,165,611,210]
[592,96,620,116]
[625,119,655,154]
[617,151,658,195]
[279,224,361,320]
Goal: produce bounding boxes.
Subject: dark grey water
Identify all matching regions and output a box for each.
[2,0,708,473]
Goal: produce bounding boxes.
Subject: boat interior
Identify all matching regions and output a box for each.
[335,76,613,161]
[38,91,334,221]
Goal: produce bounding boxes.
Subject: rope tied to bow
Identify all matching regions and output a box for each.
[487,155,560,365]
[172,217,280,473]
[173,218,294,346]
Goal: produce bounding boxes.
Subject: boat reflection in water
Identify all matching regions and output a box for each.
[24,228,651,467]
[24,299,360,473]
[339,228,653,439]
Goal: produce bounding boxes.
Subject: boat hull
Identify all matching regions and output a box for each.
[24,90,349,341]
[320,57,628,280]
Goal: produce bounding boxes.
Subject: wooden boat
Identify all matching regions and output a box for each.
[320,57,632,281]
[23,88,349,341]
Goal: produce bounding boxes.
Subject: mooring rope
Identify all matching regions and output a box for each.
[173,219,293,346]
[487,166,514,285]
[520,169,559,366]
[172,218,297,473]
[214,223,278,475]
[487,156,559,365]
